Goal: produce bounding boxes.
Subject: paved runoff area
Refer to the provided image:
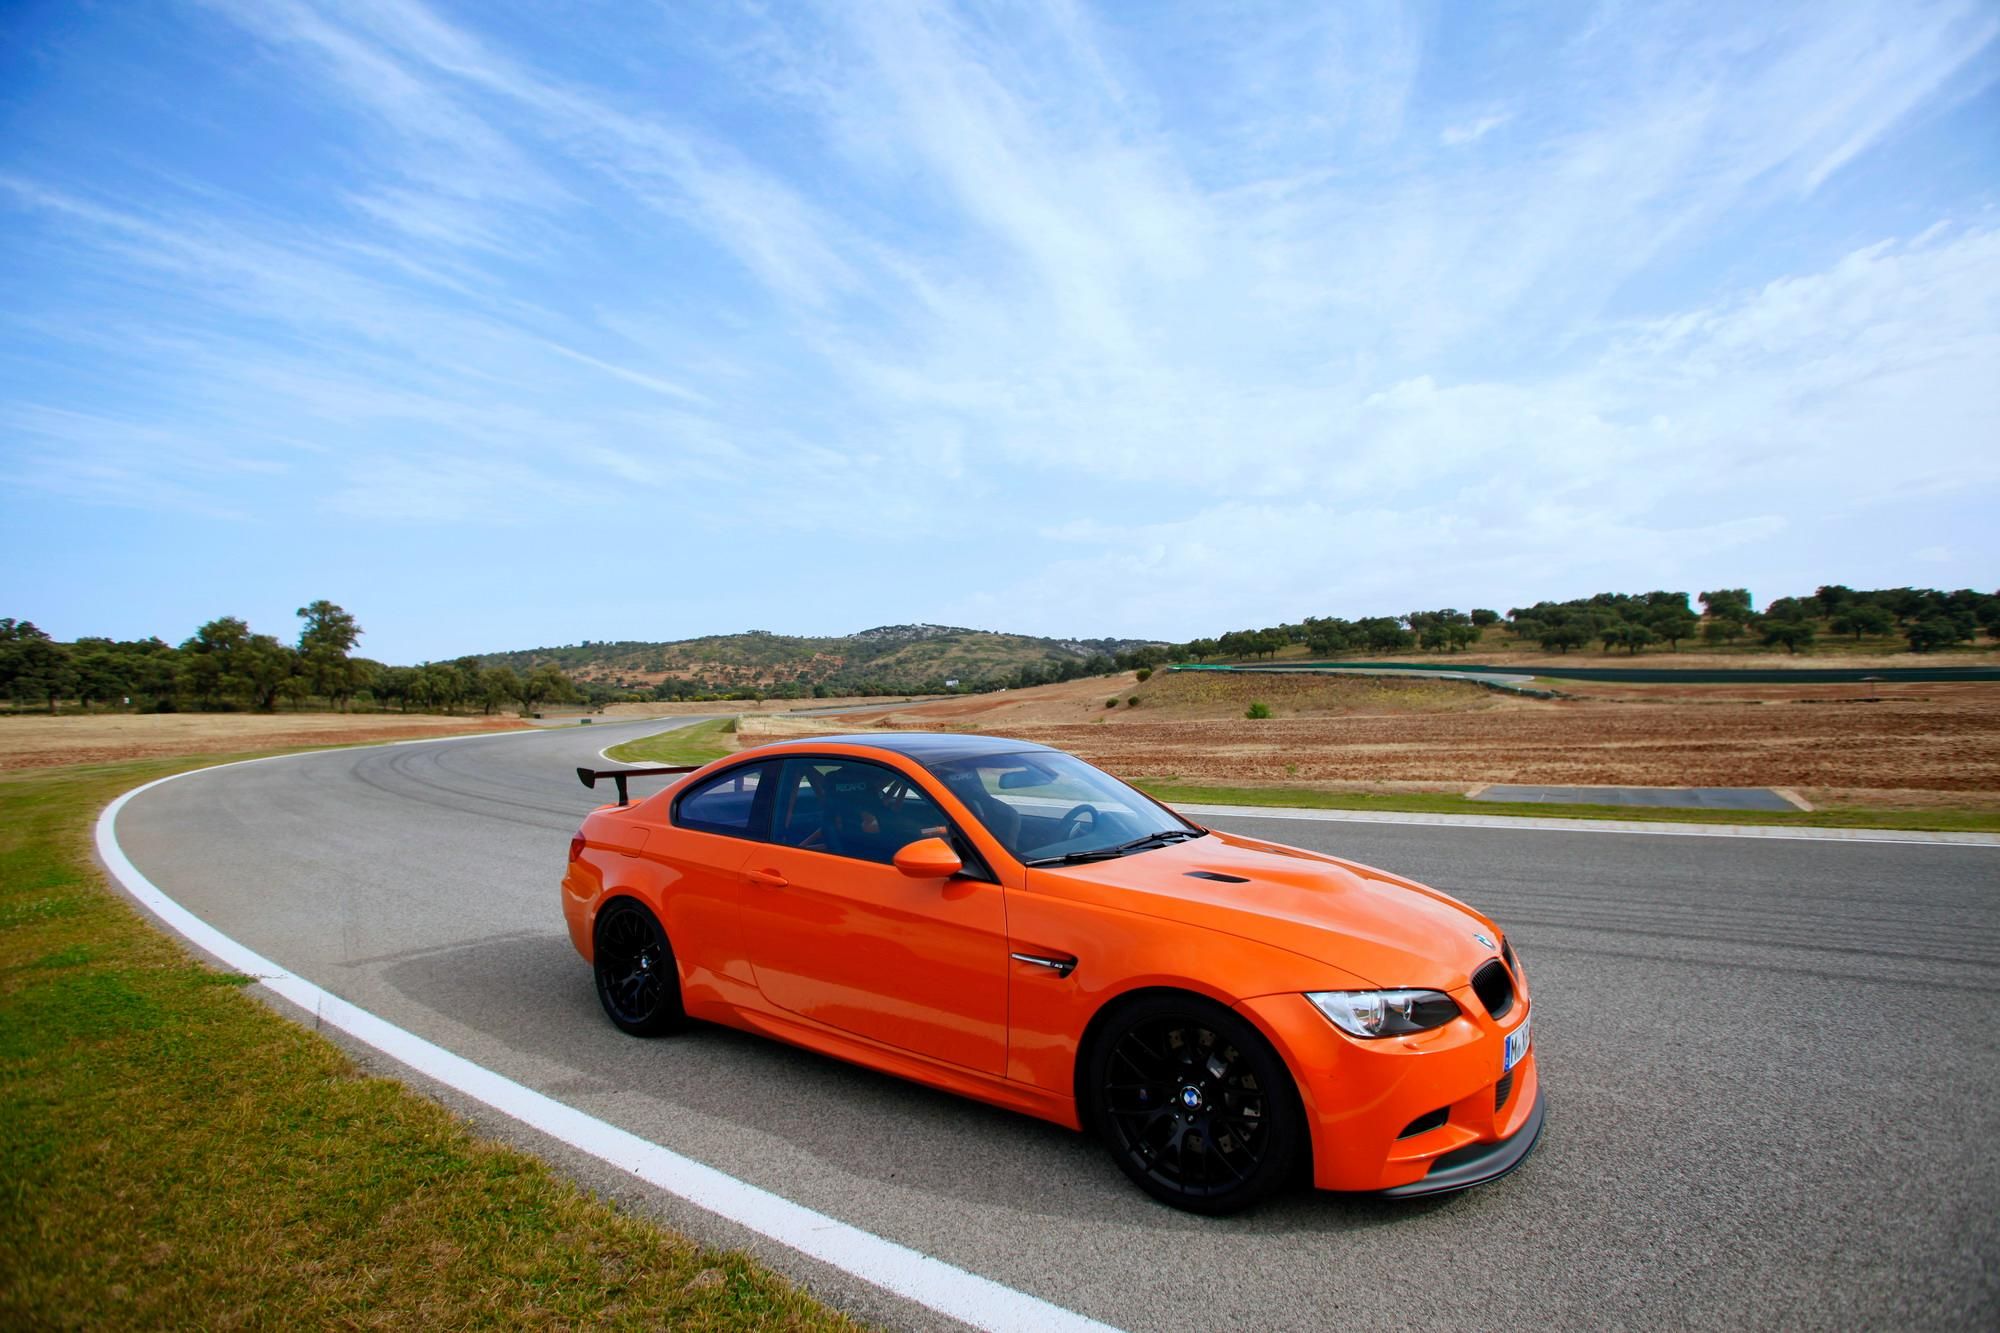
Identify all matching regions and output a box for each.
[108,720,2000,1331]
[1472,783,1804,812]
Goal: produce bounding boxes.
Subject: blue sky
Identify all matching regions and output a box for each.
[3,1,1997,664]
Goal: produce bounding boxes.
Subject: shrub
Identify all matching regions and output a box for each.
[1246,701,1272,720]
[1126,696,1140,707]
[1106,698,1119,709]
[1135,667,1153,682]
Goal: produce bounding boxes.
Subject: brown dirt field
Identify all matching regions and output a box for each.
[733,672,2000,808]
[0,713,533,771]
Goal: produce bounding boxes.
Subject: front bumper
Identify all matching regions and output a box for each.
[1379,1084,1544,1198]
[1238,990,1542,1194]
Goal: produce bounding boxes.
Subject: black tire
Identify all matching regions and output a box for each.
[592,899,686,1036]
[1084,992,1304,1215]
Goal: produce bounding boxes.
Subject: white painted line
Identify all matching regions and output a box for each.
[96,755,1122,1333]
[1175,802,2000,846]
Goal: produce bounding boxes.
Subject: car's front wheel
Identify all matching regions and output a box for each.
[1085,993,1305,1215]
[592,899,685,1036]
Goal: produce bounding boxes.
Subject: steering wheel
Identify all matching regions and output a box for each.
[1057,803,1101,842]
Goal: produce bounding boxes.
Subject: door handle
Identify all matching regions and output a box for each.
[746,868,789,889]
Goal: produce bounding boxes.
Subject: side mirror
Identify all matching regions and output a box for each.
[893,837,962,879]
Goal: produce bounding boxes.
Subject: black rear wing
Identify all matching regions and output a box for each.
[576,765,702,807]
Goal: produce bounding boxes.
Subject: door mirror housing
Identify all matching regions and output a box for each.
[893,837,962,879]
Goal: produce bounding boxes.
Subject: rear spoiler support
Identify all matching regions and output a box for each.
[576,765,701,807]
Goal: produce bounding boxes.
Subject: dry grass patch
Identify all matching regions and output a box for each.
[0,713,531,771]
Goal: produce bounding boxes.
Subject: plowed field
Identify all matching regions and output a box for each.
[737,672,2000,807]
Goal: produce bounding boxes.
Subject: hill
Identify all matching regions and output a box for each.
[472,624,1161,695]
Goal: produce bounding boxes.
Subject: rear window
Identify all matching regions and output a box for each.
[672,762,770,838]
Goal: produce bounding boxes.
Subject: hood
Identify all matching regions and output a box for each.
[1031,829,1500,990]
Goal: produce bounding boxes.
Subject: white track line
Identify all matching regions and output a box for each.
[1177,802,2000,846]
[96,752,1121,1333]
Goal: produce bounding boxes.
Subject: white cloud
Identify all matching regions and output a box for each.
[1441,112,1511,146]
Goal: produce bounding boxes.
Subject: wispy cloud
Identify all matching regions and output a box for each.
[1440,112,1510,146]
[2,0,1995,654]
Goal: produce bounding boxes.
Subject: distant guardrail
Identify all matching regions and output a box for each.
[1170,660,2000,684]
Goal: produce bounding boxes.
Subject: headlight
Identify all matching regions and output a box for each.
[1307,989,1461,1038]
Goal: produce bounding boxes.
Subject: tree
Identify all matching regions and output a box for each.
[1302,618,1356,656]
[479,666,522,715]
[1702,618,1742,646]
[0,619,75,712]
[1650,612,1698,650]
[1470,609,1500,628]
[1762,596,1814,623]
[414,663,467,713]
[375,665,416,712]
[521,665,578,712]
[71,639,137,710]
[1830,605,1893,640]
[1538,623,1589,654]
[296,600,363,709]
[1906,615,1972,653]
[179,617,253,709]
[237,634,298,711]
[1878,587,1928,623]
[1357,617,1414,652]
[1700,589,1754,622]
[1614,623,1655,654]
[1762,621,1816,655]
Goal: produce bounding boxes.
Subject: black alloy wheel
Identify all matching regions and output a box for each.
[593,900,685,1036]
[1086,993,1304,1215]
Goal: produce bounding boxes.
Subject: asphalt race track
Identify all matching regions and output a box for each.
[111,720,2000,1330]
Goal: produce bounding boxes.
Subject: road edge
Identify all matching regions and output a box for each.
[1177,801,2000,845]
[93,741,1123,1333]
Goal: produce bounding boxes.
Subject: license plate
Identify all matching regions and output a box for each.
[1503,1014,1532,1073]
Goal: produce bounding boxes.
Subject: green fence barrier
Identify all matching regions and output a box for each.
[1170,661,2000,684]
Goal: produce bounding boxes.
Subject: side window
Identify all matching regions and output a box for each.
[673,762,771,839]
[773,758,953,866]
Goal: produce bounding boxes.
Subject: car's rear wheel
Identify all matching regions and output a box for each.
[1085,993,1304,1215]
[593,900,685,1036]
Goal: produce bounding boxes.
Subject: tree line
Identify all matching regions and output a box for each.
[10,580,1994,714]
[1179,583,2000,663]
[0,601,584,715]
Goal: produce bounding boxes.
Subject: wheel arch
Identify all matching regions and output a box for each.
[1072,982,1252,1133]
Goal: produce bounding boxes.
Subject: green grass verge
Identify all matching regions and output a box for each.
[0,752,864,1331]
[1131,779,2000,833]
[604,717,739,765]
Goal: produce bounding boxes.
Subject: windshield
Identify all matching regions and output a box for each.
[922,750,1202,865]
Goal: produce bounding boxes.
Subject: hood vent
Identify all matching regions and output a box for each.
[1184,870,1250,884]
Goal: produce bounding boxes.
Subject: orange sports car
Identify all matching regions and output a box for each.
[563,733,1541,1214]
